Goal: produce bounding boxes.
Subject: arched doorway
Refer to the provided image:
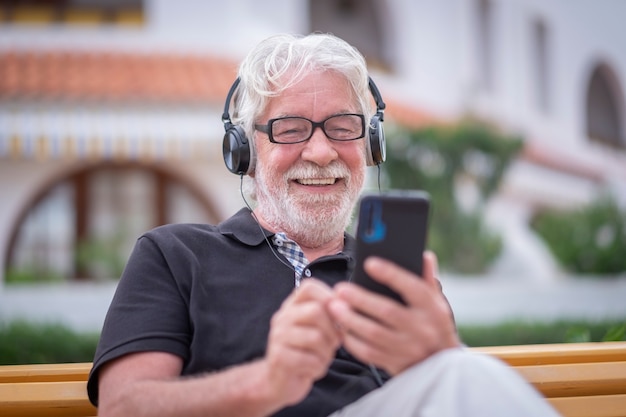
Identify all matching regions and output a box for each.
[6,162,218,283]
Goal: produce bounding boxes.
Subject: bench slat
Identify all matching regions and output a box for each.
[0,363,91,383]
[474,342,626,366]
[0,380,97,417]
[516,361,626,397]
[550,394,626,417]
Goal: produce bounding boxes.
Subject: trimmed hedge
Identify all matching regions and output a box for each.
[1,319,623,365]
[531,197,626,275]
[459,319,625,347]
[0,321,99,365]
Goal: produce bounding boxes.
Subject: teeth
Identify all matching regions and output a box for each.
[297,178,337,185]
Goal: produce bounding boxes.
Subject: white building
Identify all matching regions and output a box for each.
[1,0,625,328]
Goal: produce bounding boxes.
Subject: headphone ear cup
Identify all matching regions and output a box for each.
[222,124,252,175]
[367,113,386,166]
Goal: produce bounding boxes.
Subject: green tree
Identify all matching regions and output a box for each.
[383,120,523,273]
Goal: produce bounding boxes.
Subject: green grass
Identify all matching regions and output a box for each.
[0,319,624,365]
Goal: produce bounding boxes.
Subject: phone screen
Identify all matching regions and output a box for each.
[351,191,430,304]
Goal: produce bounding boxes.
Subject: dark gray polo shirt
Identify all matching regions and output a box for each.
[87,208,385,417]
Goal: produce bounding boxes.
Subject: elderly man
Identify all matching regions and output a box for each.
[88,33,560,417]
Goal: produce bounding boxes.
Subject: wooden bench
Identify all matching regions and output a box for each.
[478,342,626,417]
[0,341,625,417]
[0,362,96,417]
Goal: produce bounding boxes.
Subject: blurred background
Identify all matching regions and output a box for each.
[0,0,625,352]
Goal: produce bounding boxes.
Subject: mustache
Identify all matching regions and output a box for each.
[284,161,352,181]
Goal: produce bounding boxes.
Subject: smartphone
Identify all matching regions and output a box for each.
[352,190,430,304]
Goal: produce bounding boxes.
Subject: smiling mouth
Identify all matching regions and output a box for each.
[296,178,338,186]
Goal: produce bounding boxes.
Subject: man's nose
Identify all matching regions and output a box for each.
[301,126,339,166]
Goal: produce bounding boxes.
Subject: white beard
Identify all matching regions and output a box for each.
[253,160,365,248]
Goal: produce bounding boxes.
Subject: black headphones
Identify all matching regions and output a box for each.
[222,76,387,175]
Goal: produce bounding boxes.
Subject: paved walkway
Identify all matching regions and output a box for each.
[441,274,626,325]
[1,275,626,332]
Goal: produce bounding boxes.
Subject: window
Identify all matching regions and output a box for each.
[585,64,624,149]
[309,0,391,71]
[6,164,217,283]
[475,0,494,92]
[532,18,550,113]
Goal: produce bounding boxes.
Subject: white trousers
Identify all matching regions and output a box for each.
[329,348,562,417]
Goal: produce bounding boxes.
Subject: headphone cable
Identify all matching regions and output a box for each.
[239,174,295,273]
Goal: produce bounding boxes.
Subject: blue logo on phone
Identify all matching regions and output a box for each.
[361,200,387,243]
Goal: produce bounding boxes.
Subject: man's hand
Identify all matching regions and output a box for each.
[264,279,343,406]
[328,251,460,376]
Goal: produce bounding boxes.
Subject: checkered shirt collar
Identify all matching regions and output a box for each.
[272,232,309,287]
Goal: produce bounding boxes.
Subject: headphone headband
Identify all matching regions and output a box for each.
[368,77,386,120]
[222,77,240,127]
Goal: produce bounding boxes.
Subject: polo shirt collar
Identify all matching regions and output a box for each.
[217,208,272,246]
[217,207,357,259]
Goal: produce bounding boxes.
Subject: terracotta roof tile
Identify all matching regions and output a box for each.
[521,140,606,182]
[0,50,239,103]
[384,99,440,129]
[0,49,440,129]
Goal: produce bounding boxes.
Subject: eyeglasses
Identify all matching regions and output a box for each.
[254,114,365,144]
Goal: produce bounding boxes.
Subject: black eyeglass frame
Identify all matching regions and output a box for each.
[254,113,366,144]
